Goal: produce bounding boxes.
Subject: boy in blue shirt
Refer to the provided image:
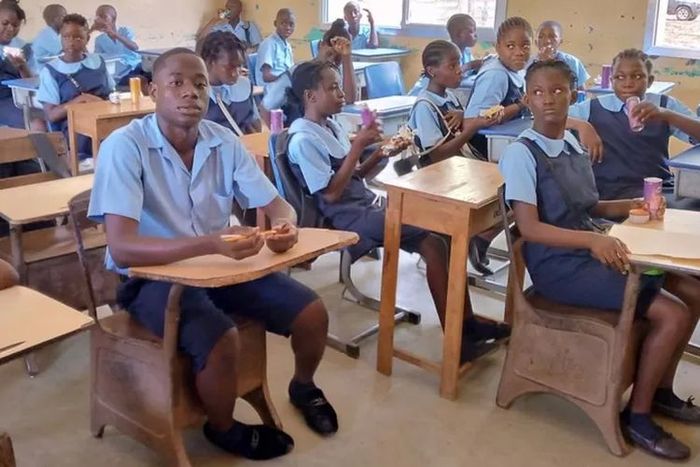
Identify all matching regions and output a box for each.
[88,48,340,459]
[196,0,263,51]
[534,20,589,89]
[31,4,66,70]
[255,8,295,86]
[343,1,377,49]
[92,4,144,85]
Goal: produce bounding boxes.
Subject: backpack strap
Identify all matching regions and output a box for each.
[215,93,244,137]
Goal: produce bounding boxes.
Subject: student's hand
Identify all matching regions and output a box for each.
[354,119,382,148]
[77,93,104,103]
[538,45,556,61]
[331,36,352,57]
[589,233,630,273]
[631,101,666,124]
[265,220,298,253]
[6,53,27,69]
[577,122,604,163]
[213,226,265,260]
[445,111,464,132]
[363,8,375,26]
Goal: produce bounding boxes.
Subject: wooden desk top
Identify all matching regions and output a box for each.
[240,132,270,158]
[0,286,93,364]
[130,228,359,287]
[0,127,31,141]
[0,175,93,224]
[617,209,700,275]
[383,157,503,208]
[66,98,156,120]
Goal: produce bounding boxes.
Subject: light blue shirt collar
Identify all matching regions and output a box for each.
[46,53,104,72]
[597,92,652,113]
[520,128,584,158]
[272,32,288,46]
[480,56,524,88]
[209,77,252,105]
[288,117,350,159]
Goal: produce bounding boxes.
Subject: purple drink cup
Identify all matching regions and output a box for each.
[361,106,375,127]
[601,64,612,89]
[270,109,284,134]
[644,177,663,220]
[625,96,645,132]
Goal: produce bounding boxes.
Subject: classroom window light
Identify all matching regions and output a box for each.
[321,0,506,42]
[644,0,700,59]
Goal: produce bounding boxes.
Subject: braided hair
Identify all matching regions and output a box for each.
[284,60,338,124]
[421,40,460,78]
[0,0,26,23]
[613,48,654,75]
[496,16,533,43]
[200,30,246,65]
[525,59,576,90]
[322,18,351,45]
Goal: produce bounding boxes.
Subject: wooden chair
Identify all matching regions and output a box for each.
[67,191,281,467]
[495,185,647,456]
[0,132,67,190]
[0,432,16,467]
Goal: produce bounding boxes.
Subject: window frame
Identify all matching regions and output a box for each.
[320,0,507,43]
[643,0,700,59]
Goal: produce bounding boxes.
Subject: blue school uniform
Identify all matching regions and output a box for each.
[206,76,260,133]
[261,64,294,111]
[408,88,463,156]
[499,128,662,314]
[408,47,476,96]
[31,26,62,70]
[348,23,372,50]
[87,114,317,372]
[211,20,263,48]
[255,32,293,86]
[38,54,115,157]
[287,117,427,260]
[569,92,697,200]
[94,27,142,83]
[0,38,33,128]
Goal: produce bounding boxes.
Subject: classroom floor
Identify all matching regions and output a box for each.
[1,250,700,467]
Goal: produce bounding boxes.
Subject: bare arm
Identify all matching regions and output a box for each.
[42,94,104,122]
[109,29,139,51]
[591,199,638,220]
[425,116,493,163]
[365,10,379,48]
[340,54,357,104]
[661,109,700,141]
[261,195,298,226]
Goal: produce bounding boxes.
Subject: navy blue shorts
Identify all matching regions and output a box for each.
[117,272,319,372]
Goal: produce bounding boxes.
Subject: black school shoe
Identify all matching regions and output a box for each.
[460,338,498,364]
[654,396,700,424]
[469,237,494,276]
[622,417,691,461]
[464,319,511,344]
[203,421,294,460]
[289,382,338,436]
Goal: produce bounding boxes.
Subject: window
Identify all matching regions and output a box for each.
[321,0,507,41]
[644,0,700,59]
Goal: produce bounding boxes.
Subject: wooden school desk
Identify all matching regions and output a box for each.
[351,48,411,63]
[668,145,700,200]
[477,118,533,162]
[66,98,156,175]
[376,157,504,400]
[239,132,273,228]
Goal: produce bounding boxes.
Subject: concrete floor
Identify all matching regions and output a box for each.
[1,250,699,466]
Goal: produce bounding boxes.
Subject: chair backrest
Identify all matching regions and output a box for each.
[268,131,323,228]
[0,132,68,189]
[364,62,405,99]
[247,53,258,85]
[310,39,320,58]
[67,189,118,322]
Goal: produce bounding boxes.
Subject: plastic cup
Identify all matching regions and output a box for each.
[270,109,284,134]
[625,96,645,132]
[643,177,663,220]
[129,77,142,104]
[601,64,612,89]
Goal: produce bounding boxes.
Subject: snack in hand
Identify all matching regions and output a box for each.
[220,230,277,243]
[381,125,415,155]
[3,47,23,59]
[479,105,504,119]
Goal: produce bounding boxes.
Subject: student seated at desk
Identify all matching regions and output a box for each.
[464,17,533,157]
[196,0,263,52]
[343,1,377,49]
[92,4,145,86]
[31,4,66,71]
[569,48,700,210]
[201,31,261,134]
[261,20,356,125]
[285,60,510,361]
[532,20,589,90]
[499,59,700,461]
[88,48,340,459]
[408,14,482,96]
[0,0,45,130]
[255,8,294,86]
[38,13,114,163]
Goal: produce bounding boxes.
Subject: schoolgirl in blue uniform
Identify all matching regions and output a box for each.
[532,20,589,89]
[569,48,700,208]
[499,59,700,461]
[464,17,532,157]
[37,13,114,160]
[201,31,262,135]
[285,60,509,361]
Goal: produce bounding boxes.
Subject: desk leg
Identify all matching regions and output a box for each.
[22,94,31,130]
[377,191,402,375]
[8,226,25,282]
[0,432,16,467]
[440,227,470,400]
[67,110,79,176]
[254,154,270,229]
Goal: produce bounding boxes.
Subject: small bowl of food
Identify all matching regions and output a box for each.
[628,208,650,224]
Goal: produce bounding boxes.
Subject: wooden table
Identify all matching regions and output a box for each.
[376,157,503,400]
[0,127,31,141]
[66,98,156,175]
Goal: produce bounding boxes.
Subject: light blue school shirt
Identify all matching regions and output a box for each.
[408,88,462,149]
[94,27,142,81]
[464,58,524,118]
[287,117,351,194]
[261,64,296,111]
[568,92,696,143]
[31,27,61,70]
[87,114,279,273]
[255,32,293,86]
[211,20,263,47]
[349,23,372,50]
[499,128,584,206]
[37,54,116,105]
[408,47,475,96]
[210,77,261,118]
